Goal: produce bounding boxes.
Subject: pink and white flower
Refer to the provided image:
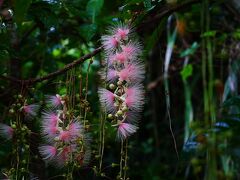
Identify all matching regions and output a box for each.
[99,23,144,140]
[69,121,83,138]
[114,25,130,41]
[124,85,144,112]
[55,146,72,167]
[101,35,119,52]
[23,104,39,119]
[0,123,14,140]
[59,130,72,142]
[117,122,138,140]
[42,111,60,126]
[121,41,142,60]
[112,51,128,64]
[46,94,64,108]
[118,63,145,83]
[39,145,57,160]
[98,88,116,113]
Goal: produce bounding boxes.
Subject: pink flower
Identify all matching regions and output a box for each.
[98,88,116,113]
[117,122,138,140]
[42,124,59,141]
[42,111,60,126]
[106,69,118,82]
[23,104,39,119]
[124,85,144,112]
[39,145,57,160]
[101,35,119,51]
[112,52,128,64]
[76,147,91,166]
[0,123,13,140]
[121,41,142,60]
[118,63,145,82]
[115,26,130,41]
[69,121,83,138]
[59,130,72,142]
[46,94,63,108]
[55,146,72,167]
[125,111,140,124]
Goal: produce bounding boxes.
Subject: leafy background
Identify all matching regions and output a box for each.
[1,0,240,179]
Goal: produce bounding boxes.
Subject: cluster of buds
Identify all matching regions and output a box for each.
[0,95,40,140]
[99,23,145,140]
[39,94,91,168]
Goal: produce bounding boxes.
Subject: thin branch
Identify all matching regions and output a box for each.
[1,0,203,85]
[0,46,103,85]
[137,0,200,32]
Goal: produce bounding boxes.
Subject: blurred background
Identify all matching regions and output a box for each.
[1,0,240,179]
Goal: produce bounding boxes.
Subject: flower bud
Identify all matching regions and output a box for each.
[108,114,113,119]
[117,110,123,116]
[109,84,115,90]
[9,109,15,114]
[122,106,128,112]
[117,80,123,86]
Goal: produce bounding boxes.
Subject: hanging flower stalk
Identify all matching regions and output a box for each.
[99,23,145,140]
[39,95,91,168]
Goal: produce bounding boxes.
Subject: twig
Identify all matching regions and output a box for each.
[1,0,203,85]
[0,46,103,85]
[137,0,200,32]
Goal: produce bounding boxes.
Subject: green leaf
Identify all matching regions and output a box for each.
[0,50,9,60]
[86,0,104,23]
[233,29,240,40]
[29,2,58,28]
[222,96,240,108]
[181,64,193,80]
[13,0,32,25]
[201,30,217,38]
[180,42,199,57]
[79,24,97,41]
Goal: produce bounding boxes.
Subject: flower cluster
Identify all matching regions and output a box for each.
[0,123,14,140]
[0,98,40,141]
[39,94,91,167]
[99,23,145,140]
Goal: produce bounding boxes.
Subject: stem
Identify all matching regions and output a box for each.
[123,139,128,180]
[98,110,106,173]
[202,0,217,179]
[83,60,91,128]
[119,140,124,179]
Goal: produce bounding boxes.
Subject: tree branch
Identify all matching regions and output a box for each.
[0,46,103,85]
[1,0,202,85]
[137,0,200,32]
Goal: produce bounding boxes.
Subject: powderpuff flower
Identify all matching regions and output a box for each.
[99,68,118,82]
[106,69,118,82]
[114,25,130,41]
[76,147,91,166]
[0,123,14,140]
[118,63,145,83]
[123,85,144,112]
[42,124,59,141]
[121,41,142,60]
[59,130,72,142]
[112,51,128,64]
[39,145,57,160]
[46,94,64,108]
[125,111,140,124]
[55,146,72,167]
[98,88,116,113]
[42,111,60,126]
[101,35,119,52]
[117,122,138,140]
[23,104,39,119]
[69,121,83,138]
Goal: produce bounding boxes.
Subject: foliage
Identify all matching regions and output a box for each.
[0,0,240,179]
